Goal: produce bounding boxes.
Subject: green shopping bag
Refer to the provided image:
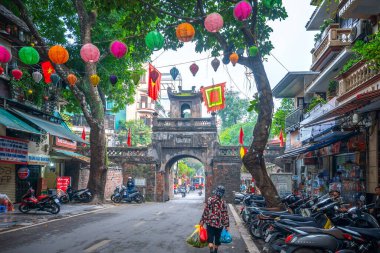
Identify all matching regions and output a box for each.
[186,225,208,248]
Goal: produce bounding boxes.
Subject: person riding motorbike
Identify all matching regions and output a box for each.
[126,177,136,193]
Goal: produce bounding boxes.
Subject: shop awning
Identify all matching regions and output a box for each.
[302,89,380,127]
[51,149,90,163]
[12,110,87,144]
[0,107,41,134]
[276,146,311,159]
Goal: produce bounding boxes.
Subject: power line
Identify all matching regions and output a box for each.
[269,52,289,72]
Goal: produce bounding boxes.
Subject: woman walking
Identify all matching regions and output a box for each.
[200,185,230,253]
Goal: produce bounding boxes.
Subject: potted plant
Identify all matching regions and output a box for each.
[306,95,326,113]
[327,80,337,99]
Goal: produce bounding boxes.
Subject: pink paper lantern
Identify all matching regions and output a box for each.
[110,41,128,59]
[11,69,23,80]
[233,1,252,21]
[80,43,100,63]
[204,13,224,33]
[0,46,11,63]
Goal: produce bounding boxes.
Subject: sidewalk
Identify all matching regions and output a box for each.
[0,203,114,232]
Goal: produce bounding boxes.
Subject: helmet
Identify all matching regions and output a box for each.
[215,185,225,198]
[128,177,132,180]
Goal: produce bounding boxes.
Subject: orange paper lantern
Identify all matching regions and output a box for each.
[229,53,239,66]
[67,74,77,86]
[90,74,100,86]
[48,45,69,65]
[176,23,195,42]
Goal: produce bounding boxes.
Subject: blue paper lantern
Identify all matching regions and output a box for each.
[50,73,60,85]
[170,67,179,80]
[110,75,118,85]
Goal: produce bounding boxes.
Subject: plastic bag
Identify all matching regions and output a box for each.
[220,229,232,244]
[186,225,208,248]
[199,226,208,243]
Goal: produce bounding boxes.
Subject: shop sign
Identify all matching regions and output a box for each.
[17,167,29,180]
[27,154,50,165]
[55,137,77,150]
[0,136,28,164]
[56,176,71,192]
[134,178,146,187]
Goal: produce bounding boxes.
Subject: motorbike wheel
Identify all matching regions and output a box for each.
[81,192,93,203]
[60,195,69,204]
[18,204,31,213]
[48,203,60,214]
[249,221,262,239]
[242,212,247,223]
[113,196,122,203]
[135,194,144,204]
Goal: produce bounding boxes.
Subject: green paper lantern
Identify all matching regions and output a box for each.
[249,46,258,57]
[18,47,40,65]
[131,72,141,86]
[145,31,164,51]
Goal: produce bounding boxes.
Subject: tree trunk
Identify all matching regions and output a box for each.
[242,56,283,208]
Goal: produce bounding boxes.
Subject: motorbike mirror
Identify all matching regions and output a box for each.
[359,195,365,202]
[334,205,339,211]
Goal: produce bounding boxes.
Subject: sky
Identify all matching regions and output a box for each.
[151,1,317,110]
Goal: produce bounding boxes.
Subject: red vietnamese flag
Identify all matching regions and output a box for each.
[148,64,161,101]
[239,127,244,145]
[81,127,86,147]
[127,128,131,147]
[279,129,284,147]
[41,61,55,84]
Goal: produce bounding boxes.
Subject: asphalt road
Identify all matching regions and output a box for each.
[0,192,247,253]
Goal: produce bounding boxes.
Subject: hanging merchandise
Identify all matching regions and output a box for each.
[11,69,23,80]
[204,13,224,33]
[0,66,4,75]
[233,1,253,21]
[189,63,199,76]
[229,53,239,66]
[18,46,40,65]
[176,23,195,42]
[170,67,179,80]
[110,41,128,59]
[90,74,100,86]
[249,46,258,56]
[211,58,220,72]
[48,45,69,64]
[67,74,77,86]
[50,73,60,86]
[0,46,11,63]
[41,61,55,83]
[145,31,164,51]
[80,43,100,63]
[200,82,226,113]
[32,71,43,83]
[109,75,118,85]
[148,64,161,101]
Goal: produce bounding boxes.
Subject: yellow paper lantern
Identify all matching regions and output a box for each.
[90,74,100,86]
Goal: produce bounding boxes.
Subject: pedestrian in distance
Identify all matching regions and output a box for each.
[200,185,229,253]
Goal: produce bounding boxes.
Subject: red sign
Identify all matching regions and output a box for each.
[17,167,29,180]
[56,176,71,192]
[55,137,77,150]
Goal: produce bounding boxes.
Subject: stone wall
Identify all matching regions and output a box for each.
[210,161,241,203]
[78,168,90,190]
[122,163,157,201]
[104,168,123,199]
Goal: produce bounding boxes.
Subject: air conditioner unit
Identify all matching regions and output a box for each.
[350,20,372,43]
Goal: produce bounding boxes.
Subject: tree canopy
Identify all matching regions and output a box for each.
[271,98,294,137]
[118,120,152,147]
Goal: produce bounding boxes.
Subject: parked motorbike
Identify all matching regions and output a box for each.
[59,186,93,203]
[19,186,60,214]
[198,190,203,196]
[112,185,144,204]
[180,186,186,197]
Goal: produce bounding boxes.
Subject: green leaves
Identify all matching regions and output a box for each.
[270,98,293,137]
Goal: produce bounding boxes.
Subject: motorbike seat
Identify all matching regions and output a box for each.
[279,215,315,222]
[296,227,345,240]
[37,195,49,201]
[344,226,380,240]
[279,219,320,228]
[253,199,266,204]
[260,210,289,217]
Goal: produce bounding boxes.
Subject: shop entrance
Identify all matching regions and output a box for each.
[15,165,40,202]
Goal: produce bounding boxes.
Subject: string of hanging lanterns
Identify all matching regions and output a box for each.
[0,1,258,84]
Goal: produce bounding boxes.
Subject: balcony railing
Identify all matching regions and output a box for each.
[339,0,380,18]
[285,108,304,131]
[338,61,380,98]
[152,117,216,131]
[311,24,352,71]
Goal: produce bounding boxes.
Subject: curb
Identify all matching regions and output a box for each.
[228,204,261,253]
[0,205,116,235]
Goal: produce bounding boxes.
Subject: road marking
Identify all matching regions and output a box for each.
[84,239,111,252]
[0,205,116,235]
[228,204,261,253]
[133,220,146,227]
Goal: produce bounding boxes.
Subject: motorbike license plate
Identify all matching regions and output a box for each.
[265,234,272,243]
[54,199,59,204]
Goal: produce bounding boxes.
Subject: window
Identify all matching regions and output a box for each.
[180,103,191,118]
[106,100,114,110]
[140,96,147,109]
[297,97,304,108]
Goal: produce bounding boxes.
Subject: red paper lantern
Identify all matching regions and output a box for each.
[80,43,100,63]
[0,66,3,75]
[176,23,195,42]
[204,13,224,33]
[110,41,128,59]
[12,69,23,80]
[0,46,11,63]
[190,63,199,76]
[234,1,253,21]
